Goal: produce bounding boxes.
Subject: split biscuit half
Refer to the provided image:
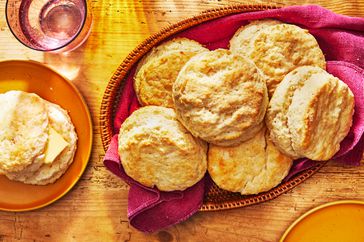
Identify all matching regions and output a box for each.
[0,91,49,173]
[6,102,78,185]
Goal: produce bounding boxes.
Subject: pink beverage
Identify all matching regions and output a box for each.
[6,0,92,52]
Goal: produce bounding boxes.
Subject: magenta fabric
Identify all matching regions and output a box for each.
[104,5,364,233]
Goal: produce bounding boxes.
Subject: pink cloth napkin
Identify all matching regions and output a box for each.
[104,5,364,233]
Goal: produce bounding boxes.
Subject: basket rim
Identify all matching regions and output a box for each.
[99,3,328,212]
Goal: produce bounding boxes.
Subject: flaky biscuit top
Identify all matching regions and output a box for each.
[173,49,268,146]
[118,106,207,191]
[0,91,49,173]
[134,38,208,108]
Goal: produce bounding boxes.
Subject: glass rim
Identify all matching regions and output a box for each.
[5,0,89,52]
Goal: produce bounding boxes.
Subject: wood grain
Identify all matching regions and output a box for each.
[0,0,363,241]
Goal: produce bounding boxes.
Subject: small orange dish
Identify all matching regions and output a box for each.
[280,200,364,242]
[0,60,92,211]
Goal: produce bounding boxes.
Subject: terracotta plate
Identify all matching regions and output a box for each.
[0,60,93,211]
[280,200,364,242]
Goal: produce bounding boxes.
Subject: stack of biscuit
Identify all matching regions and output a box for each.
[0,90,78,185]
[117,21,354,194]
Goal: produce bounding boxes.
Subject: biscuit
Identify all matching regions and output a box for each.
[118,106,207,191]
[0,91,49,173]
[134,38,208,108]
[231,23,326,96]
[6,102,78,185]
[266,66,354,160]
[173,49,268,146]
[265,67,313,159]
[229,19,281,54]
[208,126,292,195]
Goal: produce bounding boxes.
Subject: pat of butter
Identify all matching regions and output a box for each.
[44,128,69,164]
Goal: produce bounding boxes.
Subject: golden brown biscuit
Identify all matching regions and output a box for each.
[229,19,281,53]
[118,106,207,191]
[0,91,48,173]
[208,126,292,195]
[6,102,78,185]
[266,66,354,160]
[265,67,315,159]
[134,38,208,108]
[231,23,326,96]
[173,49,268,146]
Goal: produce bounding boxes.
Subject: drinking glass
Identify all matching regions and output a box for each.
[6,0,92,52]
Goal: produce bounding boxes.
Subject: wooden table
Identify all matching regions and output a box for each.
[0,1,363,241]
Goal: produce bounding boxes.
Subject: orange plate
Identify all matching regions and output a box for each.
[280,200,364,242]
[0,60,92,211]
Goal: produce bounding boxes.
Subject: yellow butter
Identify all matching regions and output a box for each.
[44,128,69,164]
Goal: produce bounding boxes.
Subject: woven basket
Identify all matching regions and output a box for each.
[99,4,327,211]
